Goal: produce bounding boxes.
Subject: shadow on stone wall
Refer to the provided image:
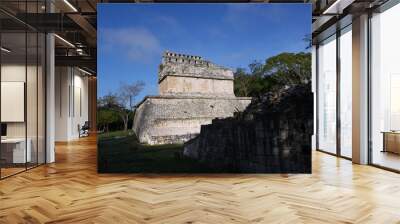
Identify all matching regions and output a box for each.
[183,83,313,173]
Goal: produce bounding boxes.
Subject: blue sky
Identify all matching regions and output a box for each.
[98,3,311,99]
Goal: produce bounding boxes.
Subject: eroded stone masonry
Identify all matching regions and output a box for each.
[183,84,313,173]
[133,51,251,145]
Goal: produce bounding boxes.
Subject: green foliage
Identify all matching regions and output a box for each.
[233,52,311,97]
[98,130,131,141]
[264,52,311,85]
[97,108,123,132]
[97,80,145,132]
[233,68,250,97]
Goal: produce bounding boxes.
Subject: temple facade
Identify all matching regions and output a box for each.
[133,51,252,145]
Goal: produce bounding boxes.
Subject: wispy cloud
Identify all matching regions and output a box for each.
[207,26,229,39]
[223,4,287,28]
[155,15,183,32]
[101,27,162,64]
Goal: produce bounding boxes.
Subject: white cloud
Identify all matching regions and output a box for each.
[102,27,162,63]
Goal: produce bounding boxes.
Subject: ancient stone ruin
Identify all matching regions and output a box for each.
[183,83,313,173]
[133,51,251,145]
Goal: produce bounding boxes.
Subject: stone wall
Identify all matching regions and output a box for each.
[159,62,233,82]
[159,76,234,97]
[183,84,313,173]
[133,96,251,145]
[158,51,234,97]
[133,51,252,145]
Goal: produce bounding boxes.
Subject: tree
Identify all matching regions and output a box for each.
[98,93,130,131]
[119,81,145,130]
[97,108,121,132]
[233,52,311,97]
[264,52,311,88]
[98,81,145,132]
[233,68,251,97]
[303,34,312,50]
[248,61,264,77]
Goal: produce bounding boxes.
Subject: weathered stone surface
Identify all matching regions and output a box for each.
[159,51,233,82]
[159,76,234,97]
[133,51,252,145]
[159,51,235,97]
[183,83,313,173]
[133,96,251,145]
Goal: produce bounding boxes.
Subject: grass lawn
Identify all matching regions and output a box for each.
[98,130,217,173]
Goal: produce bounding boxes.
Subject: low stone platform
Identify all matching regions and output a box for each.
[133,95,251,145]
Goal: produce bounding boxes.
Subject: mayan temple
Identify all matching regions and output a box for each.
[133,51,252,145]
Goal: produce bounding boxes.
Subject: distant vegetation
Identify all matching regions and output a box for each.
[97,81,145,133]
[234,52,311,97]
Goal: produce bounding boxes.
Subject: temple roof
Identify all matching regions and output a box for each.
[159,51,234,82]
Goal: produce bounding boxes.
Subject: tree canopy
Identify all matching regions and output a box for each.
[97,81,145,132]
[234,52,311,97]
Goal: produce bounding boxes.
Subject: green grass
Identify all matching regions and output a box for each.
[98,130,217,173]
[98,130,133,140]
